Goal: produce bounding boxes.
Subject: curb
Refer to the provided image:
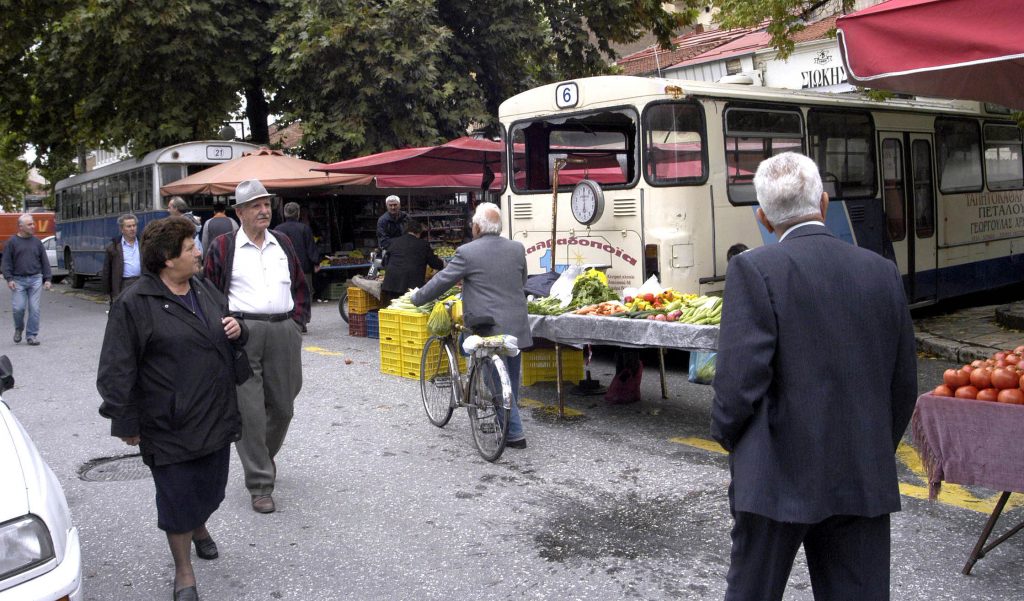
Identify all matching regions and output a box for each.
[914,332,998,365]
[995,304,1024,331]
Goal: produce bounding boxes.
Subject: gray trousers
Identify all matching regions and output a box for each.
[235,318,303,496]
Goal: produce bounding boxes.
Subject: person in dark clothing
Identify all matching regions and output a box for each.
[101,213,141,305]
[97,217,248,601]
[200,199,238,256]
[274,201,319,332]
[376,194,408,251]
[380,220,444,307]
[1,214,52,345]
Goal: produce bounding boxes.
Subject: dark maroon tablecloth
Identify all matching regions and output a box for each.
[911,393,1024,499]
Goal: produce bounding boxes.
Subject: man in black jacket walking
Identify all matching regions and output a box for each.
[274,202,319,332]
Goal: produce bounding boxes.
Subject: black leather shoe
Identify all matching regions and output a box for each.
[193,536,218,560]
[173,585,199,601]
[13,329,21,343]
[507,438,527,449]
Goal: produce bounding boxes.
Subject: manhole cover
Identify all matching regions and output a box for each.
[78,454,151,482]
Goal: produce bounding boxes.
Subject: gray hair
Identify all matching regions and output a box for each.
[117,213,137,228]
[283,201,300,218]
[753,152,823,227]
[472,202,502,235]
[167,196,188,213]
[17,213,33,225]
[385,195,400,206]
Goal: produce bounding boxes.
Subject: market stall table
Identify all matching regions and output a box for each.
[911,393,1024,574]
[527,313,719,417]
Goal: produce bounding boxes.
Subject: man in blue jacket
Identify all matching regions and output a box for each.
[711,153,917,601]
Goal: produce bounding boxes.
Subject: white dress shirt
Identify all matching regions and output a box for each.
[778,220,825,243]
[228,228,295,314]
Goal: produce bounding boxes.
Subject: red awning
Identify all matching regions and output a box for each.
[320,136,503,177]
[837,0,1024,109]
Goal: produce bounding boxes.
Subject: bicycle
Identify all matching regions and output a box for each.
[419,301,517,462]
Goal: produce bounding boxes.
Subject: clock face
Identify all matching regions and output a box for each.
[571,180,603,225]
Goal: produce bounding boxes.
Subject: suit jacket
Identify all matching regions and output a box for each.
[101,237,137,304]
[711,224,917,524]
[411,233,532,348]
[381,233,444,295]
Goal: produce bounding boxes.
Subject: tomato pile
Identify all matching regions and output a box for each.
[933,345,1024,404]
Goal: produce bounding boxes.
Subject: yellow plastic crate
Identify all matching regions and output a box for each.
[348,286,381,315]
[522,348,585,386]
[379,339,403,376]
[398,311,430,346]
[400,342,466,381]
[377,309,402,343]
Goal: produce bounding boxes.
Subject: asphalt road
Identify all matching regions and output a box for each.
[4,281,1023,600]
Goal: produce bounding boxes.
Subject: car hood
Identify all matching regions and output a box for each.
[0,403,30,520]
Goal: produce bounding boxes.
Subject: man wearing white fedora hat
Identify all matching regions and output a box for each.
[204,179,310,514]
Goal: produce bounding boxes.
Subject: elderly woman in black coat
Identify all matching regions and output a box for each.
[97,217,248,601]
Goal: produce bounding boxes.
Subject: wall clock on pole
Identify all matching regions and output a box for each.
[570,179,604,226]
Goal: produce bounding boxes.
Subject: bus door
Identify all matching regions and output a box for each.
[879,131,938,302]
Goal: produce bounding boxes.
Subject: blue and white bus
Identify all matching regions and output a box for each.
[54,140,258,287]
[499,76,1024,305]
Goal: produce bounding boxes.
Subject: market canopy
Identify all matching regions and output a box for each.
[319,136,504,190]
[837,0,1024,109]
[160,147,372,196]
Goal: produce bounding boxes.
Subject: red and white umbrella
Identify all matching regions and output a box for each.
[837,0,1024,109]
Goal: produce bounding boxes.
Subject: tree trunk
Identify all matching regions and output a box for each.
[245,83,270,145]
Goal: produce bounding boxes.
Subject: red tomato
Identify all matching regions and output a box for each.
[971,359,987,368]
[997,388,1024,405]
[643,293,656,303]
[932,384,954,397]
[991,368,1019,390]
[1005,353,1020,365]
[1020,374,1024,390]
[944,368,971,388]
[977,388,1000,402]
[962,364,974,374]
[969,368,992,390]
[994,352,1007,362]
[955,385,979,400]
[1015,345,1024,355]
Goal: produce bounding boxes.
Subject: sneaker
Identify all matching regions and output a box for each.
[13,329,21,344]
[26,338,39,346]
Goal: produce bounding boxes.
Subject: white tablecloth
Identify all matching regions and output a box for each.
[528,313,718,351]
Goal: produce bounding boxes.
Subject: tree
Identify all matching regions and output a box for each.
[712,0,855,59]
[271,0,694,161]
[0,135,30,213]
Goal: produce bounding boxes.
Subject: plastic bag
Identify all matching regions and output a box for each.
[688,351,717,385]
[547,265,585,307]
[605,358,643,405]
[427,302,452,337]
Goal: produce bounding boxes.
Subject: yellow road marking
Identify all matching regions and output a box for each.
[670,437,1021,514]
[519,397,585,418]
[304,346,344,357]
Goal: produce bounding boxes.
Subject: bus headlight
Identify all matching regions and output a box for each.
[0,515,55,580]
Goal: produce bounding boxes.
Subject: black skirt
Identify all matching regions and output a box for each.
[149,446,230,533]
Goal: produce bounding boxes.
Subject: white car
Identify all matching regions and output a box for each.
[39,237,64,284]
[0,357,82,600]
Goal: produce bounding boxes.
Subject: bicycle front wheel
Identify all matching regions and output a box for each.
[420,336,457,427]
[467,357,511,462]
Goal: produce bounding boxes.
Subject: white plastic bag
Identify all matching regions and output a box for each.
[547,265,585,307]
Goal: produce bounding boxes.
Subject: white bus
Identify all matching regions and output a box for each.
[498,76,1024,305]
[54,140,258,287]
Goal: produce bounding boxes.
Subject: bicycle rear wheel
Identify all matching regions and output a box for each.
[420,336,457,427]
[467,357,511,462]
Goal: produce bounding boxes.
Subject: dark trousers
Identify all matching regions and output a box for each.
[724,511,891,601]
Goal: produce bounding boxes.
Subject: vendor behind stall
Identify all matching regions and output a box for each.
[380,221,443,307]
[376,195,408,251]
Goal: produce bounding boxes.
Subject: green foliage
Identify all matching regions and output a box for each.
[712,0,854,59]
[0,134,30,213]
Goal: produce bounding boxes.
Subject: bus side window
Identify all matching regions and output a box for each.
[723,107,803,205]
[881,139,906,242]
[807,109,876,200]
[983,123,1024,191]
[935,117,983,193]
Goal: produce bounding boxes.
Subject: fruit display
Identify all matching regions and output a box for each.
[931,346,1024,404]
[434,245,456,259]
[622,288,694,311]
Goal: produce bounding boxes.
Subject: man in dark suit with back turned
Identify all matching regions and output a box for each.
[380,220,444,307]
[711,152,917,601]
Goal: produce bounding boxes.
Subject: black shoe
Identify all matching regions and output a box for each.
[193,536,218,560]
[506,438,527,449]
[173,585,199,601]
[13,329,21,344]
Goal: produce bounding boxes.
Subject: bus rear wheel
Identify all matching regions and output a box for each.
[65,249,86,289]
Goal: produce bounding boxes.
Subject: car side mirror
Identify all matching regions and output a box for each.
[0,356,14,392]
